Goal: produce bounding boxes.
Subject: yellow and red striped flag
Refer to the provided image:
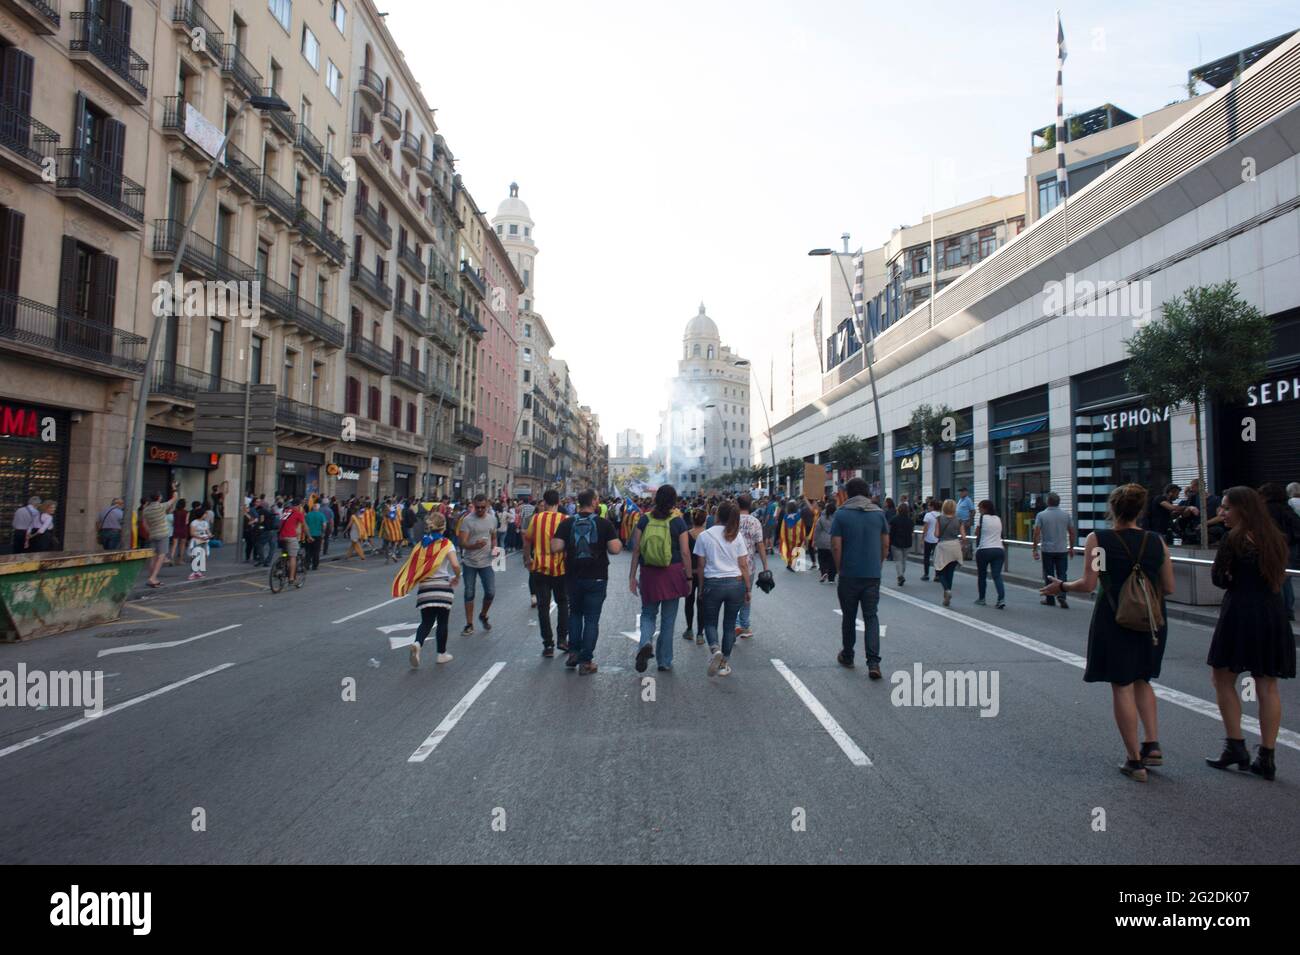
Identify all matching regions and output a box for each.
[392,537,453,597]
[381,507,404,541]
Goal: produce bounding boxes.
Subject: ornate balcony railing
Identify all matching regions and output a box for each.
[459,260,487,299]
[151,219,253,280]
[347,334,393,372]
[70,12,149,98]
[263,90,296,140]
[350,262,393,309]
[171,0,223,61]
[454,421,484,448]
[151,359,240,402]
[391,358,426,391]
[353,198,392,247]
[220,140,260,196]
[221,43,262,99]
[294,204,346,264]
[356,67,383,104]
[252,269,345,348]
[256,173,296,222]
[56,148,144,223]
[295,123,323,169]
[323,153,347,193]
[0,289,145,374]
[276,394,343,437]
[0,102,59,168]
[397,242,423,277]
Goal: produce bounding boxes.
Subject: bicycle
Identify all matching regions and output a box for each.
[269,547,308,593]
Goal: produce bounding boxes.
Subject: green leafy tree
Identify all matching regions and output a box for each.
[909,403,955,448]
[1124,281,1272,547]
[777,457,803,489]
[830,434,868,472]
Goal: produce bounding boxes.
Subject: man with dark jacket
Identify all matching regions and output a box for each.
[889,502,914,586]
[832,478,890,679]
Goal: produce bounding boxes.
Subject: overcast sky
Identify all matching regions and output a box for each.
[388,0,1296,451]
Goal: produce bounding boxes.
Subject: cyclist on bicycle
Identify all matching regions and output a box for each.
[278,498,310,587]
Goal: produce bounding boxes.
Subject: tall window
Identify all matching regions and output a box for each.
[367,385,380,420]
[1038,178,1062,216]
[301,26,319,70]
[332,0,346,33]
[251,336,264,384]
[345,376,360,414]
[326,61,342,99]
[389,395,401,427]
[269,0,292,32]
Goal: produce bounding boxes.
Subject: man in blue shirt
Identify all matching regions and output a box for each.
[955,487,975,532]
[831,477,890,679]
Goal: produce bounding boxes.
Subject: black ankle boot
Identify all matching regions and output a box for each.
[1140,741,1163,766]
[1205,738,1249,771]
[1250,746,1276,781]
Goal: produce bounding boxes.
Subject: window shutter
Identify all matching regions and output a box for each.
[91,252,118,333]
[102,117,126,177]
[345,377,359,415]
[1,47,34,125]
[56,235,79,314]
[1,207,24,296]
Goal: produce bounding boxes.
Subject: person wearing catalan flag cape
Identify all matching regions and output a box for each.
[381,500,405,561]
[778,500,806,571]
[394,512,461,668]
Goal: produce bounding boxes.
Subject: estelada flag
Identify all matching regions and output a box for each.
[392,536,454,597]
[361,507,375,538]
[381,507,404,541]
[779,513,806,563]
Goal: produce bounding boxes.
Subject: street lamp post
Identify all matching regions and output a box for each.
[809,248,886,489]
[121,92,292,532]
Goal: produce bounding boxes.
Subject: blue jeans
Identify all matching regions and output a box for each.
[837,576,881,666]
[936,560,957,590]
[463,564,495,603]
[701,577,746,657]
[737,596,751,630]
[567,578,608,663]
[976,548,1005,602]
[639,598,680,669]
[255,529,273,565]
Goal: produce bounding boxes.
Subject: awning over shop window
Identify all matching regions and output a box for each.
[988,416,1048,441]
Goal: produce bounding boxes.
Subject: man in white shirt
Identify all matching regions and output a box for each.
[10,496,41,553]
[921,501,941,581]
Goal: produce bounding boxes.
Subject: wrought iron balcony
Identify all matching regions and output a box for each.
[426,369,457,403]
[252,269,345,348]
[295,123,323,170]
[459,260,487,299]
[397,242,423,278]
[391,358,426,392]
[0,289,145,374]
[0,103,59,174]
[55,148,144,226]
[350,262,393,309]
[426,438,462,463]
[347,334,393,373]
[255,173,295,223]
[353,198,392,247]
[293,204,346,265]
[2,0,60,34]
[425,310,458,353]
[356,67,383,108]
[399,130,419,161]
[454,421,484,448]
[416,153,435,185]
[151,219,253,281]
[151,359,240,402]
[171,0,223,62]
[394,298,423,333]
[276,395,343,438]
[323,153,347,194]
[427,253,454,295]
[377,99,401,137]
[262,90,296,141]
[221,43,262,99]
[69,11,149,101]
[219,140,260,196]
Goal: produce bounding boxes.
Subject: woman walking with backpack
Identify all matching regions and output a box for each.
[1040,484,1174,782]
[1204,486,1295,780]
[694,501,752,677]
[629,485,692,673]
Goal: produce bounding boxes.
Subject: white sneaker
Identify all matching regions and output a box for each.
[436,652,453,664]
[717,663,732,677]
[708,650,724,677]
[409,644,421,668]
[530,596,538,608]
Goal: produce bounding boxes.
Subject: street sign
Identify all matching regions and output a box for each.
[193,386,276,455]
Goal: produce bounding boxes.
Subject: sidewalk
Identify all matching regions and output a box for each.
[127,534,379,599]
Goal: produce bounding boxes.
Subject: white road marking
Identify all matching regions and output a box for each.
[333,595,404,624]
[832,609,865,631]
[770,658,872,767]
[881,588,1300,752]
[0,663,236,761]
[377,622,418,634]
[408,661,508,763]
[97,624,241,658]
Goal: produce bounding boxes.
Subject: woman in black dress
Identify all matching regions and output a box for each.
[1205,486,1296,781]
[1040,484,1174,782]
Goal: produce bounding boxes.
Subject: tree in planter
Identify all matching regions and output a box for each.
[1124,281,1272,548]
[829,434,869,481]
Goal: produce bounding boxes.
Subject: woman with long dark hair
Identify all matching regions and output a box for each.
[973,500,1006,609]
[1205,486,1296,781]
[694,500,751,677]
[1040,484,1174,782]
[629,485,692,673]
[682,508,708,645]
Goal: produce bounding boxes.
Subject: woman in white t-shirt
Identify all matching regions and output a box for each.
[973,499,1006,609]
[921,501,941,581]
[692,501,752,678]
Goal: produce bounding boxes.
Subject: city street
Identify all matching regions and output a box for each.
[1,551,1294,865]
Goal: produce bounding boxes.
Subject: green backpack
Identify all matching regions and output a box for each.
[641,516,673,567]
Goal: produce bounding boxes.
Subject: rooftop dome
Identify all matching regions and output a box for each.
[684,302,719,341]
[495,181,532,223]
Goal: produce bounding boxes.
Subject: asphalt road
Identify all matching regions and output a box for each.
[0,548,1296,864]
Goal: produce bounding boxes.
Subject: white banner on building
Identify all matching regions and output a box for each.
[184,102,225,159]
